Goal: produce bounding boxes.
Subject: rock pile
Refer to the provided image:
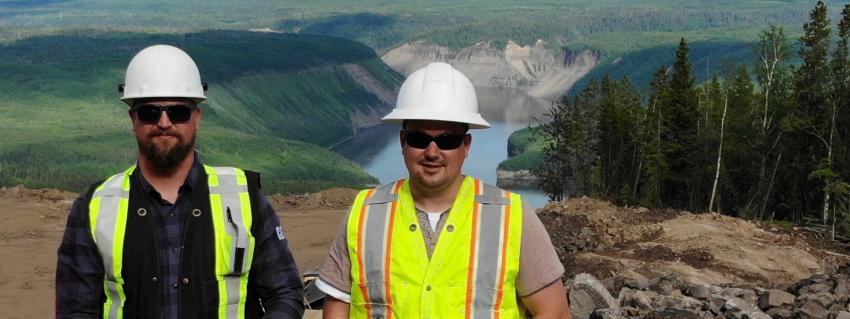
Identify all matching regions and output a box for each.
[569,267,850,319]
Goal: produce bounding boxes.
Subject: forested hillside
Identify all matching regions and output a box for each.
[0,30,403,193]
[0,1,834,104]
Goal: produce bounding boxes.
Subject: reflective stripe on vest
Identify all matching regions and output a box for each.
[89,166,134,319]
[205,165,255,319]
[347,177,523,319]
[89,165,255,319]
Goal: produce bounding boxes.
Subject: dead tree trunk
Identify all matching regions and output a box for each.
[709,95,728,213]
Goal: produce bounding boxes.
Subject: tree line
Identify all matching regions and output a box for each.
[536,1,850,234]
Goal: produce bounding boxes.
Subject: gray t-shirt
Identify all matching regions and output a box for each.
[317,200,565,298]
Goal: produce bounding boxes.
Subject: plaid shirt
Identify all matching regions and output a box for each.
[56,154,304,318]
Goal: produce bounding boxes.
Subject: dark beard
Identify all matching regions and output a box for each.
[138,131,195,170]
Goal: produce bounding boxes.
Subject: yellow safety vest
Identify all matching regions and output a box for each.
[88,165,255,319]
[347,176,524,319]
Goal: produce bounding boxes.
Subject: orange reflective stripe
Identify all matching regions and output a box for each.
[494,191,512,317]
[465,179,483,319]
[383,181,403,319]
[357,189,377,317]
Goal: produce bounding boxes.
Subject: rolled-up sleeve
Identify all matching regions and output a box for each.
[517,200,565,297]
[250,195,305,318]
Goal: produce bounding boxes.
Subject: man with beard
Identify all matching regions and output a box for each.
[317,62,571,318]
[56,45,304,318]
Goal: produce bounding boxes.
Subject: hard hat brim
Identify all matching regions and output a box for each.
[381,108,491,129]
[120,94,207,106]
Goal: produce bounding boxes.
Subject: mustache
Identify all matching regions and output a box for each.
[147,129,180,138]
[419,159,446,166]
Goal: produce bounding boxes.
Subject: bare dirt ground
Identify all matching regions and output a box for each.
[540,197,848,294]
[2,187,847,318]
[0,185,354,318]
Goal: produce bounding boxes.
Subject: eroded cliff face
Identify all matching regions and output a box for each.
[381,40,599,99]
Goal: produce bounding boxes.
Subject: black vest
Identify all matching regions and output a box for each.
[90,168,266,318]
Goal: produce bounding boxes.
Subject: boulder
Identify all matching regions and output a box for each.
[797,299,829,319]
[757,289,795,311]
[802,281,835,296]
[709,295,726,315]
[765,308,794,319]
[648,273,685,295]
[806,292,836,308]
[686,284,714,300]
[620,288,657,312]
[722,296,769,319]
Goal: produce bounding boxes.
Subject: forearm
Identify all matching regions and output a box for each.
[322,297,350,319]
[522,281,572,319]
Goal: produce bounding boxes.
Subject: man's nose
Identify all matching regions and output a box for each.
[156,110,172,127]
[423,141,441,157]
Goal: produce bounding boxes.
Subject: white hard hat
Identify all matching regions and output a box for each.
[382,62,490,129]
[120,44,207,106]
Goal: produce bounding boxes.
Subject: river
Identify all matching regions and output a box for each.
[332,87,554,208]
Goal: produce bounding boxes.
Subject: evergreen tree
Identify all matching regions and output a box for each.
[817,3,850,230]
[570,79,603,197]
[535,96,572,201]
[833,4,850,208]
[663,38,701,210]
[720,66,759,216]
[639,66,670,207]
[599,76,642,204]
[791,0,832,222]
[535,80,603,201]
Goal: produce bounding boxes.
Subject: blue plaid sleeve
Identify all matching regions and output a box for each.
[250,195,305,318]
[55,193,104,318]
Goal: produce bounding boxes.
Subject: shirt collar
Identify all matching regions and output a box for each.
[137,152,204,199]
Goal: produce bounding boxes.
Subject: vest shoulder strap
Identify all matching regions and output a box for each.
[361,178,512,207]
[475,181,509,205]
[363,180,403,205]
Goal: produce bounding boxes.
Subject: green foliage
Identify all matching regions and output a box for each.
[658,38,701,210]
[532,80,603,201]
[785,0,835,221]
[0,30,400,193]
[498,127,544,172]
[518,1,850,235]
[597,76,643,204]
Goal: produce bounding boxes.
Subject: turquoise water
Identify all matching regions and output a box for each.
[332,87,553,209]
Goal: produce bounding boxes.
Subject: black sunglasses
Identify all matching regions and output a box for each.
[132,104,196,124]
[403,130,468,150]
